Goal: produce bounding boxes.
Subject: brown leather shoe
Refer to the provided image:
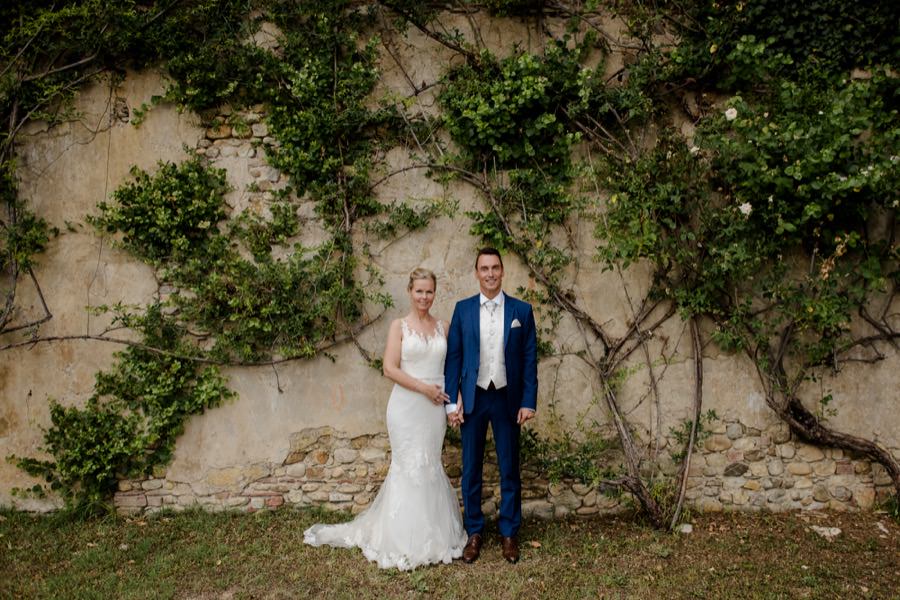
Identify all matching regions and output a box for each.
[501,536,519,564]
[462,533,483,563]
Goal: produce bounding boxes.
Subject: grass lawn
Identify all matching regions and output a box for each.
[1,506,898,599]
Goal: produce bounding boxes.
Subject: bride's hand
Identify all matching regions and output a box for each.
[425,384,449,406]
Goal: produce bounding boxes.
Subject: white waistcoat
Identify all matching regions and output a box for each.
[476,292,507,390]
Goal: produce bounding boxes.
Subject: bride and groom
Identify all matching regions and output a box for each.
[304,247,538,569]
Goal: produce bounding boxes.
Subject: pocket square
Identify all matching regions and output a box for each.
[511,318,522,328]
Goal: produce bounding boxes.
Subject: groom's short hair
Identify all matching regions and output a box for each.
[475,247,503,269]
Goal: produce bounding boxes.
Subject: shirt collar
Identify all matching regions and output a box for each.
[479,291,504,307]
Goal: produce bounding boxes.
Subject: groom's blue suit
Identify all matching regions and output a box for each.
[444,293,538,538]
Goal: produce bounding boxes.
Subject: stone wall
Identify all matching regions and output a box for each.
[3,13,899,516]
[113,416,893,517]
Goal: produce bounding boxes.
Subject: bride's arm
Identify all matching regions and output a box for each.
[382,319,448,405]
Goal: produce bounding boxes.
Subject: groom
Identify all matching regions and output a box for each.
[444,247,538,564]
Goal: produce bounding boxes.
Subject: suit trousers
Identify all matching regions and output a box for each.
[460,384,521,538]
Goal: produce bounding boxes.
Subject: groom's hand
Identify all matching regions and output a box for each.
[452,405,464,427]
[517,408,535,426]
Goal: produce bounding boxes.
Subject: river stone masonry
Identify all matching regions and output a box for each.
[685,419,895,513]
[114,420,894,516]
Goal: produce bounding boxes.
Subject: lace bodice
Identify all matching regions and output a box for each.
[400,318,446,381]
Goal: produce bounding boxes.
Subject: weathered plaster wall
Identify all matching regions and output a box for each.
[2,16,898,516]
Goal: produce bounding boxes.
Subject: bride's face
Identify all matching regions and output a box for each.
[408,278,436,313]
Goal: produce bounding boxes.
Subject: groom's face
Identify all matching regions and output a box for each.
[475,254,504,298]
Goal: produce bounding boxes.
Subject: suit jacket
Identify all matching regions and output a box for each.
[444,292,538,416]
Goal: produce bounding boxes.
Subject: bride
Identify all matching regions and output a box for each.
[303,268,467,570]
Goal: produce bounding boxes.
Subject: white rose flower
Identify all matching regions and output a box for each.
[725,107,738,121]
[738,202,752,216]
[689,145,700,156]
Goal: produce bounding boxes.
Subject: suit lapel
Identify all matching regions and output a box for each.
[503,295,513,349]
[468,295,480,363]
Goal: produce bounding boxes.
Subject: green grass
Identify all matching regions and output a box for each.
[1,507,898,599]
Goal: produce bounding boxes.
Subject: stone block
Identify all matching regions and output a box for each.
[206,124,231,139]
[725,423,744,440]
[329,492,352,502]
[833,459,853,475]
[554,489,582,510]
[206,467,242,488]
[796,445,825,462]
[705,453,727,468]
[767,423,791,444]
[265,496,284,508]
[872,465,892,486]
[114,493,147,508]
[777,444,795,459]
[725,449,745,463]
[742,480,761,491]
[522,500,554,520]
[226,496,250,507]
[337,483,364,494]
[285,463,307,478]
[333,448,358,464]
[572,483,593,496]
[141,479,163,491]
[705,435,732,452]
[829,486,852,502]
[252,123,269,137]
[723,477,745,490]
[748,462,768,477]
[744,450,766,462]
[787,462,811,476]
[554,505,572,519]
[360,447,387,463]
[290,427,334,453]
[794,477,813,489]
[812,485,830,503]
[812,460,836,476]
[576,505,600,516]
[724,463,749,477]
[766,489,786,503]
[853,486,875,510]
[696,498,723,512]
[766,459,784,475]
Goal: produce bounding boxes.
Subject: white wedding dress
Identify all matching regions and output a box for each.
[303,319,466,570]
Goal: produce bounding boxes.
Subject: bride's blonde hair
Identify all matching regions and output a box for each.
[408,267,437,290]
